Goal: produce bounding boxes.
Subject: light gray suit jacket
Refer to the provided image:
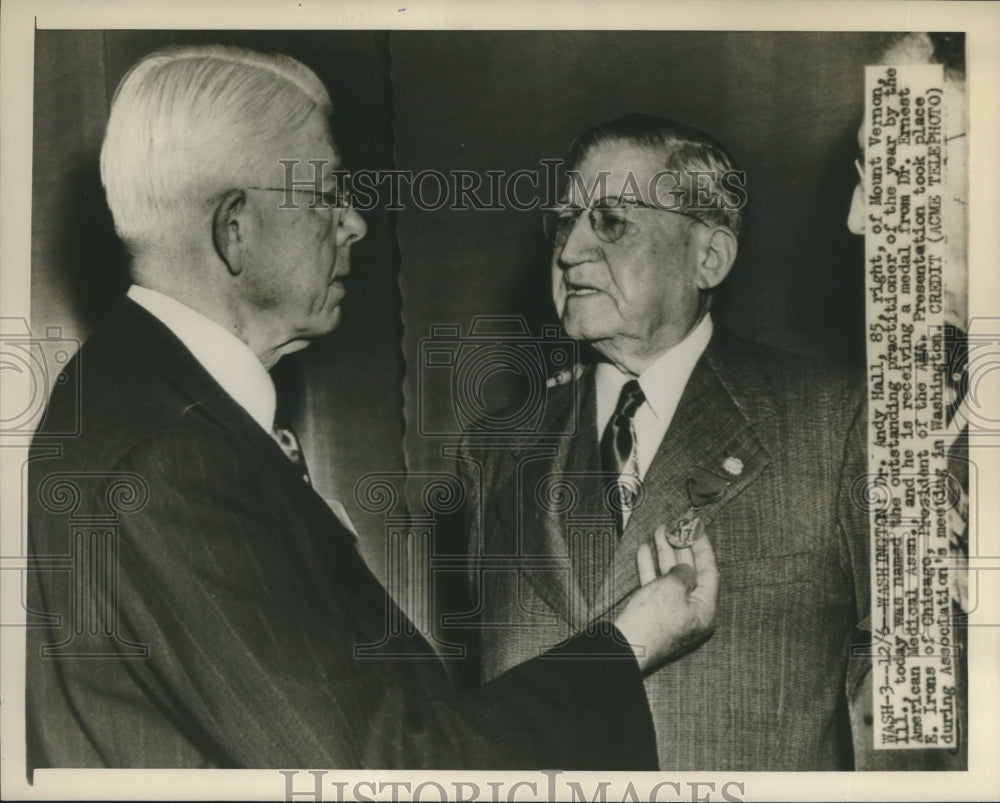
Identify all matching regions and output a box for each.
[457,327,872,770]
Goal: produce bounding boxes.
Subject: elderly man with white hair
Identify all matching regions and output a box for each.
[462,112,871,771]
[26,45,719,770]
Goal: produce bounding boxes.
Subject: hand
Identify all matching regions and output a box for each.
[613,523,718,673]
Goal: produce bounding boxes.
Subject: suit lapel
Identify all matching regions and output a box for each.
[111,298,384,606]
[590,328,776,622]
[120,299,315,491]
[492,374,592,624]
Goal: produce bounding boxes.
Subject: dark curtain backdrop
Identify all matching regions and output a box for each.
[32,29,889,582]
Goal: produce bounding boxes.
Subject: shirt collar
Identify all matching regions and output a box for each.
[638,314,713,418]
[127,285,277,433]
[596,314,713,420]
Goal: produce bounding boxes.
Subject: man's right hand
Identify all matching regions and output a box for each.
[614,524,719,673]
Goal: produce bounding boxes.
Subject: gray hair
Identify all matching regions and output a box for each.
[566,113,747,240]
[100,44,331,250]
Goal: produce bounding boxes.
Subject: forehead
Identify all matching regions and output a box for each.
[261,110,341,184]
[566,141,666,202]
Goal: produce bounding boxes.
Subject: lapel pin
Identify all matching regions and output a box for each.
[722,456,744,476]
[547,369,571,387]
[547,364,583,388]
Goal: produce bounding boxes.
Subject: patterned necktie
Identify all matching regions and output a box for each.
[944,324,968,426]
[271,421,361,542]
[271,424,311,486]
[600,379,646,534]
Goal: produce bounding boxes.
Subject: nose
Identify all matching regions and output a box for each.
[338,206,367,246]
[847,181,866,235]
[555,210,600,270]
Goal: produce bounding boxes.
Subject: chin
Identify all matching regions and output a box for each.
[299,306,343,341]
[944,292,968,331]
[562,316,616,345]
[562,298,619,343]
[321,306,343,334]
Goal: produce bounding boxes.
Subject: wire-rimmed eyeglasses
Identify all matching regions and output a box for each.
[245,174,353,211]
[542,197,707,247]
[854,157,865,187]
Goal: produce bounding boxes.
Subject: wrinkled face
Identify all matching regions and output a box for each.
[551,142,710,359]
[847,80,968,328]
[241,110,367,344]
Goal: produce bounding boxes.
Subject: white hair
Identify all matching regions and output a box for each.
[100,45,332,250]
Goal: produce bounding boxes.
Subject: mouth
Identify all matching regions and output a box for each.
[330,248,352,284]
[564,279,603,298]
[327,270,349,300]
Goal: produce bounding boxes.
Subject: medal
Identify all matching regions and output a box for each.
[666,458,743,548]
[668,508,705,547]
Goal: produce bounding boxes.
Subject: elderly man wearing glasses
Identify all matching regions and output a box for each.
[26,51,723,771]
[460,113,872,770]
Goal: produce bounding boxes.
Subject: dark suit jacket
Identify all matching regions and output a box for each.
[459,326,872,770]
[25,296,657,770]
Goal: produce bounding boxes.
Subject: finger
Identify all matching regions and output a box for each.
[654,524,677,575]
[689,530,719,601]
[674,544,694,572]
[666,562,697,591]
[636,542,656,586]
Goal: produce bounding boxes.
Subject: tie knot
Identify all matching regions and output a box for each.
[615,379,645,420]
[271,424,311,486]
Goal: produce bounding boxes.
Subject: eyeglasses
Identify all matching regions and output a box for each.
[245,175,352,211]
[542,197,706,247]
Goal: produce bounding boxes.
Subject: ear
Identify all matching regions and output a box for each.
[212,189,249,276]
[694,226,738,291]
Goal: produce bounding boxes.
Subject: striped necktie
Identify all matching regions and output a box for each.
[600,379,646,534]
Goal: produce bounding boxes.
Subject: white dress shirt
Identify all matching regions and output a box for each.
[128,285,357,535]
[595,314,713,527]
[128,284,276,432]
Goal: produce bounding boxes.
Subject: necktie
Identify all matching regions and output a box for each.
[271,421,361,540]
[271,424,311,486]
[944,324,968,426]
[943,325,969,613]
[600,379,645,534]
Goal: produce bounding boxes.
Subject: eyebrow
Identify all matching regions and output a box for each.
[556,195,644,209]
